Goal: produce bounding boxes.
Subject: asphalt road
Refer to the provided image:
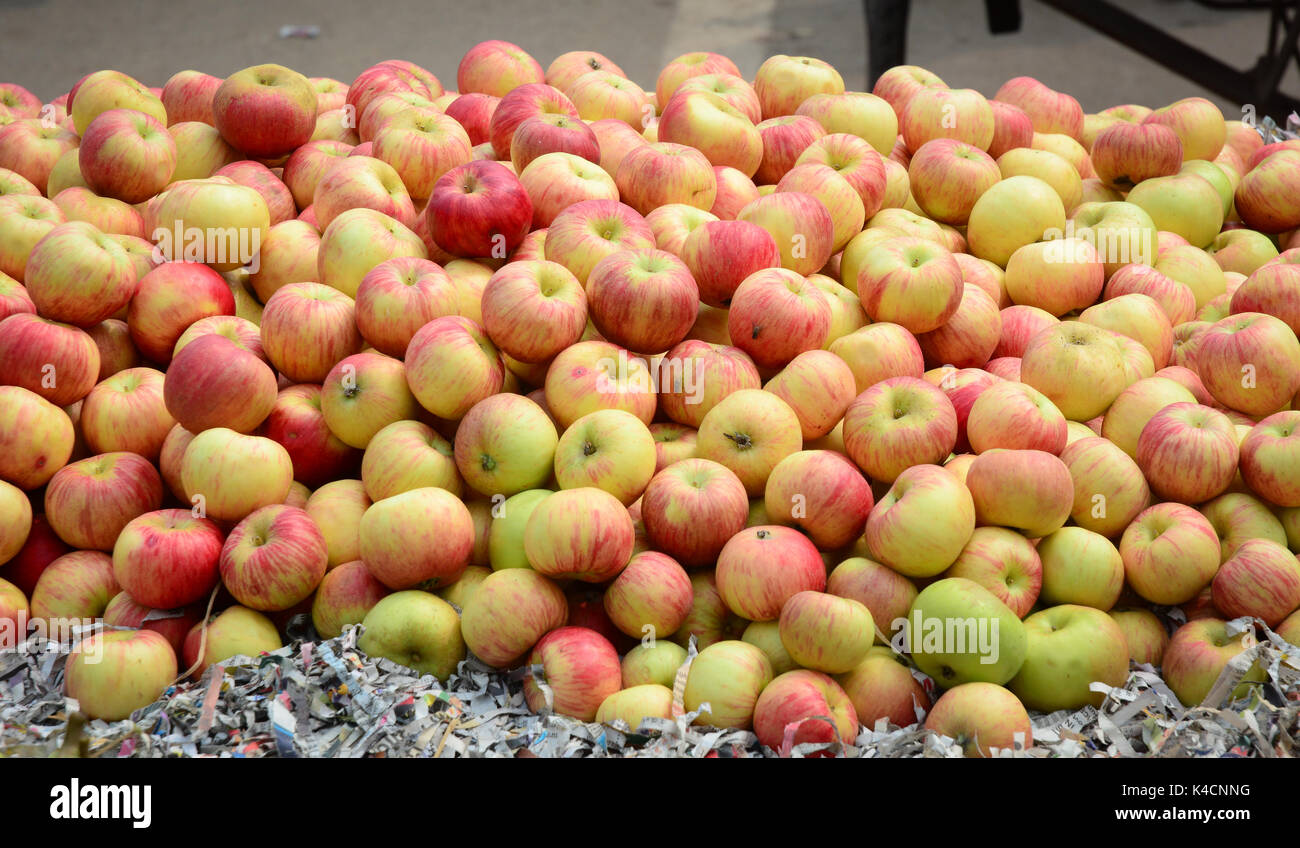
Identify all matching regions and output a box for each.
[0,0,1294,115]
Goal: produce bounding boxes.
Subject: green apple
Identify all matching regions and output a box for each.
[487,489,552,571]
[1036,527,1125,610]
[743,619,798,674]
[621,640,688,688]
[358,590,466,679]
[1009,604,1130,711]
[905,577,1027,688]
[683,639,773,728]
[1126,172,1223,248]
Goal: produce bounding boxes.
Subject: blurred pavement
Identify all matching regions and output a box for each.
[0,0,1295,114]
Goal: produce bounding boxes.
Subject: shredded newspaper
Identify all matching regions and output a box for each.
[2,614,1297,758]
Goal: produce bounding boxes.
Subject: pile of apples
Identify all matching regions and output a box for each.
[2,40,1300,757]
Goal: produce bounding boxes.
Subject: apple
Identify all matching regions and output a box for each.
[181,427,294,522]
[159,70,220,125]
[520,487,632,582]
[1236,411,1300,508]
[680,219,781,308]
[1008,604,1129,711]
[828,321,924,394]
[1126,172,1223,248]
[1141,96,1225,162]
[1019,321,1130,422]
[908,139,1000,226]
[843,376,957,483]
[650,422,697,472]
[727,267,831,368]
[1135,401,1238,504]
[1080,293,1173,371]
[152,178,271,271]
[347,60,443,124]
[0,196,65,284]
[1163,618,1266,706]
[456,40,544,99]
[967,377,1066,455]
[967,175,1066,267]
[615,142,717,216]
[763,450,872,550]
[126,261,234,364]
[359,486,474,590]
[1035,526,1124,610]
[764,349,856,440]
[543,339,657,428]
[313,155,417,234]
[303,480,370,570]
[83,366,173,460]
[518,152,619,228]
[944,526,1041,617]
[714,524,825,621]
[754,115,827,186]
[645,203,717,256]
[212,63,316,157]
[752,669,859,753]
[510,112,599,174]
[1196,313,1300,417]
[683,639,774,729]
[695,389,802,496]
[423,160,533,259]
[487,489,550,571]
[1100,376,1198,460]
[1057,436,1152,540]
[0,314,99,407]
[44,452,162,552]
[1236,150,1300,233]
[603,551,693,640]
[110,508,223,609]
[966,449,1074,538]
[454,392,558,497]
[553,409,656,506]
[709,165,762,219]
[901,86,995,152]
[595,684,674,729]
[64,630,176,721]
[478,259,589,364]
[213,160,295,225]
[924,680,1030,756]
[658,90,762,177]
[864,464,975,578]
[1104,263,1197,326]
[402,317,505,422]
[1211,538,1300,626]
[1090,121,1181,189]
[543,199,656,285]
[0,386,75,490]
[640,457,749,567]
[164,333,277,434]
[987,100,1035,159]
[360,420,459,501]
[77,108,176,204]
[460,567,567,668]
[319,351,419,450]
[905,576,1028,688]
[28,549,119,630]
[0,120,79,196]
[220,504,327,611]
[656,51,742,109]
[1004,238,1104,317]
[795,91,896,156]
[0,480,31,567]
[778,590,874,673]
[994,77,1083,139]
[1231,261,1300,337]
[168,121,242,181]
[621,640,688,688]
[262,384,358,489]
[181,605,283,679]
[354,590,466,680]
[1120,502,1222,605]
[24,221,136,328]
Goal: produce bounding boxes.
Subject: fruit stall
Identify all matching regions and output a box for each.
[1,39,1300,766]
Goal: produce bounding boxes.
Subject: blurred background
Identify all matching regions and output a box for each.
[1,0,1297,114]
